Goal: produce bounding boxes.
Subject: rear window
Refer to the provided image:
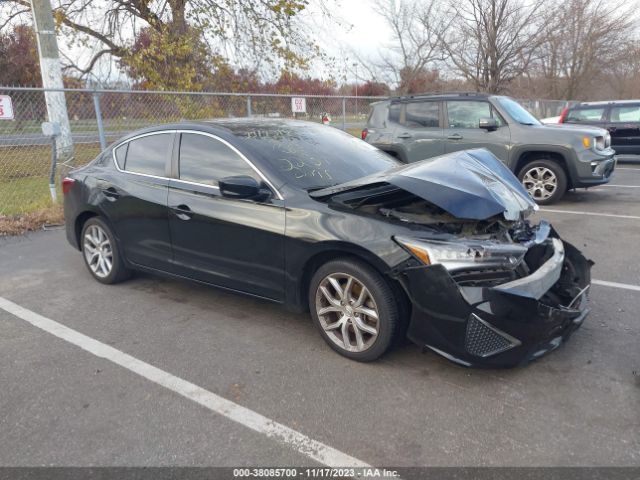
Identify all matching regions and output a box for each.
[388,103,401,124]
[566,107,606,122]
[610,105,640,122]
[123,133,172,176]
[367,104,387,128]
[405,102,440,128]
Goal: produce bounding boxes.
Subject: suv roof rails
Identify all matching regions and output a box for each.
[388,91,491,101]
[578,99,640,106]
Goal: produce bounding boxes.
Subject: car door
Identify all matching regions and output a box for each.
[396,100,445,162]
[443,100,511,163]
[99,131,173,270]
[167,131,286,301]
[606,104,640,156]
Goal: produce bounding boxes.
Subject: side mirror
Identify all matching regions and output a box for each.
[219,175,269,200]
[479,117,498,131]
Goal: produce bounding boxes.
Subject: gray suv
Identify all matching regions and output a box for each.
[362,93,616,204]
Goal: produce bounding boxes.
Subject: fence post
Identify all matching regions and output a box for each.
[342,97,346,130]
[92,91,107,151]
[246,95,252,117]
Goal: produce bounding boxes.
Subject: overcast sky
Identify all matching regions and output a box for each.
[52,0,394,84]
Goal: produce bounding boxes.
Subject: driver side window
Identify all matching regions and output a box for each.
[178,133,257,187]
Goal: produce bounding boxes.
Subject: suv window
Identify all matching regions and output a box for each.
[368,104,387,128]
[178,133,255,186]
[388,103,401,124]
[405,102,440,128]
[567,107,606,122]
[124,133,172,176]
[446,101,495,128]
[610,105,640,122]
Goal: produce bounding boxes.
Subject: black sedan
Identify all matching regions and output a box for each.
[63,119,592,367]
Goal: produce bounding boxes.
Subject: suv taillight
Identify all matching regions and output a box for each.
[361,128,368,140]
[558,107,569,124]
[62,177,75,195]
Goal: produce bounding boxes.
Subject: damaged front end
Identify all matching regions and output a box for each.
[392,227,592,368]
[312,149,593,367]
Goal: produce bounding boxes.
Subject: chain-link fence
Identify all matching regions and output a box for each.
[0,86,571,217]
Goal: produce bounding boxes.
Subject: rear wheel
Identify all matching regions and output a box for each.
[81,217,131,284]
[518,159,567,205]
[308,258,400,362]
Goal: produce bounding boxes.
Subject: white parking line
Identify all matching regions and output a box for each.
[0,296,370,469]
[616,167,640,171]
[539,209,640,220]
[597,184,640,188]
[592,279,640,292]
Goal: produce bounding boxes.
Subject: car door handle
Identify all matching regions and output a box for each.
[101,186,120,201]
[171,204,193,221]
[397,133,413,139]
[447,133,463,140]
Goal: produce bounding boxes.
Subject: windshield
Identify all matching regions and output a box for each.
[496,97,541,126]
[234,122,400,189]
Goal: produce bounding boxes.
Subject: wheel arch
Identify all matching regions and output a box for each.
[513,149,573,189]
[293,242,410,319]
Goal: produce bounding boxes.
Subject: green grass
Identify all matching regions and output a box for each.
[0,143,100,216]
[0,176,61,215]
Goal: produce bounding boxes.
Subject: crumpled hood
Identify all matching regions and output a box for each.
[310,149,537,221]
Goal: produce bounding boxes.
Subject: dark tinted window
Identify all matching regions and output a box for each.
[610,105,640,122]
[179,133,255,186]
[388,103,401,124]
[124,133,172,176]
[406,102,440,128]
[566,107,605,122]
[235,122,399,189]
[447,101,493,128]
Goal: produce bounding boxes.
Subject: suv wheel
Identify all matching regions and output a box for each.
[308,258,401,362]
[518,159,567,205]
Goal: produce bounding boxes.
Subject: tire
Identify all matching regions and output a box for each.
[518,159,568,205]
[80,217,131,284]
[308,257,401,362]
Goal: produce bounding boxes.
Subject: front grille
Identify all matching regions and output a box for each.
[465,314,521,357]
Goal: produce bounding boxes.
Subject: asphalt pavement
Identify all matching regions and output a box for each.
[0,166,639,468]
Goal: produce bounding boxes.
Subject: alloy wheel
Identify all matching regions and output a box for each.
[83,224,113,278]
[522,166,558,201]
[315,273,380,353]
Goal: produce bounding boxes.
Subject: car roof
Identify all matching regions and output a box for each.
[573,100,640,107]
[112,118,320,145]
[386,91,493,102]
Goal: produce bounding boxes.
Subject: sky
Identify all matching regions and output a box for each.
[50,0,395,85]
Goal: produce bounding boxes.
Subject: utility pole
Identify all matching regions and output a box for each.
[31,0,74,162]
[352,62,358,118]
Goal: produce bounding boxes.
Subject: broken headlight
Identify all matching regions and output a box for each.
[395,236,527,272]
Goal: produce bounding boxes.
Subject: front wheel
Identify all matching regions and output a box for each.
[308,258,401,362]
[518,159,568,205]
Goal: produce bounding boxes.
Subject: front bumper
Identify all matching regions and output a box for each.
[571,154,616,188]
[394,235,592,368]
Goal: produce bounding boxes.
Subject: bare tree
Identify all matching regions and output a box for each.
[604,42,640,99]
[371,0,450,94]
[441,0,546,94]
[537,0,635,100]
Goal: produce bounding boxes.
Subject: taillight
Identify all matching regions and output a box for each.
[558,107,568,123]
[62,177,75,195]
[361,128,368,140]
